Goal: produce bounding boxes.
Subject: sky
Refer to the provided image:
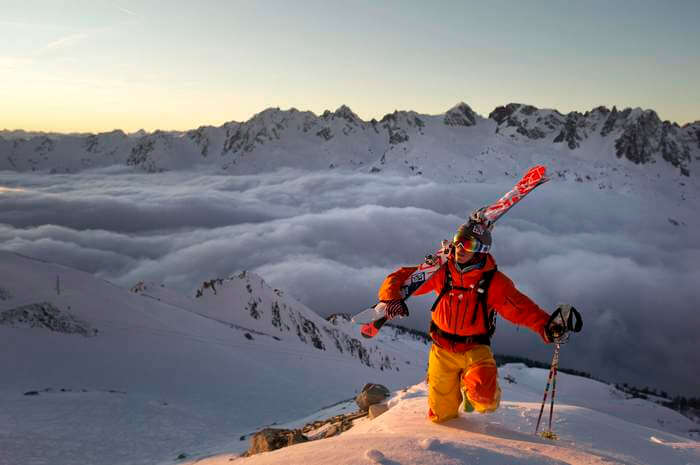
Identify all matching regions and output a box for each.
[1,168,698,396]
[1,0,699,133]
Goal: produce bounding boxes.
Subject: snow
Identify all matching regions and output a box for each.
[0,251,427,465]
[189,376,699,465]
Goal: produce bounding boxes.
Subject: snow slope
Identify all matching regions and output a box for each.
[191,365,699,465]
[0,251,427,465]
[1,250,698,465]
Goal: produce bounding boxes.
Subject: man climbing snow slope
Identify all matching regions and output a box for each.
[378,219,575,422]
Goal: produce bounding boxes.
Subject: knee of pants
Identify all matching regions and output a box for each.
[427,352,461,422]
[463,362,500,407]
[427,395,460,423]
[427,373,462,422]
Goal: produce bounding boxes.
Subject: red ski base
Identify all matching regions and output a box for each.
[360,317,387,338]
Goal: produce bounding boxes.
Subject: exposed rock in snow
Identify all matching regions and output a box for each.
[0,301,96,336]
[246,428,308,456]
[443,102,477,127]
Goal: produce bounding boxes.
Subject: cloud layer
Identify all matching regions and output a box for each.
[1,168,698,395]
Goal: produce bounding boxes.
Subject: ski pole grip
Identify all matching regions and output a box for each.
[569,306,583,333]
[553,304,583,333]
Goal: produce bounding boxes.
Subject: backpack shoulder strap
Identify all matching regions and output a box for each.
[430,265,451,313]
[477,266,498,334]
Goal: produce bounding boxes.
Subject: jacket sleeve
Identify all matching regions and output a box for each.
[378,266,418,301]
[488,272,551,343]
[377,263,445,301]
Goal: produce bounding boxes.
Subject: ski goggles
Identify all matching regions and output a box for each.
[452,235,490,253]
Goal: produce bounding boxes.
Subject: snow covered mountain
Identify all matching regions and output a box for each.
[0,250,427,465]
[2,103,698,184]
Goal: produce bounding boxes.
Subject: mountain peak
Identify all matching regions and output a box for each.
[488,103,540,124]
[444,102,477,127]
[320,105,362,125]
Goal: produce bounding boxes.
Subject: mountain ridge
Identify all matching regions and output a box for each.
[2,102,698,178]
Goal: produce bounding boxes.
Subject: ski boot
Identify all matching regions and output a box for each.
[461,387,474,413]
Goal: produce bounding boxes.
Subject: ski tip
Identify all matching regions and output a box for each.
[360,316,387,339]
[360,324,379,338]
[518,165,550,190]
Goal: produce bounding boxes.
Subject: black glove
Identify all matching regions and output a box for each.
[545,319,568,343]
[545,304,583,343]
[381,299,409,319]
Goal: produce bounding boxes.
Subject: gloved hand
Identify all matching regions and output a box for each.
[545,319,568,343]
[544,304,583,343]
[381,299,409,319]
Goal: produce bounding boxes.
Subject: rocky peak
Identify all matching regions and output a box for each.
[490,103,555,140]
[244,107,289,131]
[613,109,692,173]
[323,105,362,125]
[588,105,612,117]
[220,108,293,156]
[443,102,477,127]
[614,110,661,164]
[379,110,420,144]
[488,103,525,125]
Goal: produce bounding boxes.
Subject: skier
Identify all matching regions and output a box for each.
[377,219,575,423]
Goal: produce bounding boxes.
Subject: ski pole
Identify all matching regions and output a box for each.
[547,343,561,433]
[535,342,560,434]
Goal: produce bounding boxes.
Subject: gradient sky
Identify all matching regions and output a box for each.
[2,0,699,133]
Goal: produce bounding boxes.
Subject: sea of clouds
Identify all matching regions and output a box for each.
[1,166,698,396]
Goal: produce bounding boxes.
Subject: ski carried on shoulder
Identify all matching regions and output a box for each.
[353,165,549,338]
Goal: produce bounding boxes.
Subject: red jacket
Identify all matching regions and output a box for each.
[378,254,550,342]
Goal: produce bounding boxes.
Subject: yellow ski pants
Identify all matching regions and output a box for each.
[427,343,501,422]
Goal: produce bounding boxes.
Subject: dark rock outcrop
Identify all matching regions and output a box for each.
[553,113,584,149]
[489,103,522,125]
[316,127,333,141]
[325,105,362,126]
[246,428,308,456]
[0,302,96,337]
[611,110,691,173]
[444,102,477,127]
[187,126,210,157]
